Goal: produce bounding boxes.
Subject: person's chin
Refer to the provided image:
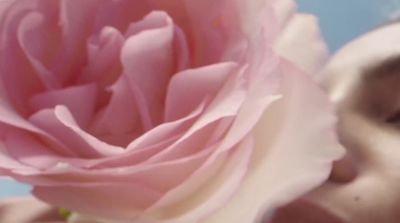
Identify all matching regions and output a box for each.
[269,199,348,223]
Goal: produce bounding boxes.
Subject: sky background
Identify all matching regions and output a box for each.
[0,1,396,199]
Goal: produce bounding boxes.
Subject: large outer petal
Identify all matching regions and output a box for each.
[0,0,14,15]
[202,61,344,223]
[0,197,63,223]
[275,14,329,74]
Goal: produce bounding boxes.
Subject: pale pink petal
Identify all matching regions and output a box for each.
[270,0,296,28]
[89,12,180,142]
[0,97,44,134]
[32,138,251,222]
[148,0,236,65]
[92,0,150,34]
[17,11,61,89]
[0,0,14,17]
[145,70,246,162]
[202,61,344,223]
[0,5,45,114]
[125,11,173,37]
[141,137,253,223]
[0,197,62,223]
[89,105,204,168]
[275,14,329,74]
[0,1,61,112]
[78,26,124,88]
[182,0,231,65]
[0,87,78,158]
[30,84,97,128]
[54,106,124,155]
[33,183,162,221]
[52,0,100,85]
[121,11,174,130]
[25,145,212,188]
[125,102,203,152]
[4,130,61,169]
[165,62,236,122]
[144,0,189,30]
[144,123,219,163]
[0,142,34,173]
[87,135,180,169]
[90,76,142,146]
[206,68,281,156]
[234,0,277,40]
[173,25,190,72]
[29,107,123,158]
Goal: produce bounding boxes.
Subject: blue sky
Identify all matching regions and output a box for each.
[298,0,389,51]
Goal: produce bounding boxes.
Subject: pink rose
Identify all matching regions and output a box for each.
[0,0,343,222]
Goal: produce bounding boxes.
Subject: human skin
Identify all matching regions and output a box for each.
[270,21,400,223]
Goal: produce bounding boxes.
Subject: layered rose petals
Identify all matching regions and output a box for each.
[0,0,342,222]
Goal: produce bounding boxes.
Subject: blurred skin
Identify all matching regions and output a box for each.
[270,21,400,223]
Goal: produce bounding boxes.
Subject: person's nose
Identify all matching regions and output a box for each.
[329,152,358,183]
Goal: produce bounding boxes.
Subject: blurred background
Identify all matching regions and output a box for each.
[298,0,392,51]
[0,1,396,199]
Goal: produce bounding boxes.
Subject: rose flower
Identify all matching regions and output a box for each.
[0,0,342,222]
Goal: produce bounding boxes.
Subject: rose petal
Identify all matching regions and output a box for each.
[4,130,61,169]
[140,137,253,223]
[144,122,219,163]
[0,2,45,114]
[54,106,124,156]
[275,14,329,74]
[0,142,34,173]
[92,0,150,35]
[165,62,236,122]
[29,107,124,158]
[0,197,62,223]
[147,68,247,162]
[91,104,204,168]
[17,12,61,89]
[148,0,237,65]
[30,84,97,128]
[0,0,13,17]
[270,0,296,28]
[125,102,204,152]
[202,61,344,223]
[33,183,160,222]
[52,0,100,85]
[88,135,180,169]
[90,76,142,146]
[121,11,174,130]
[0,96,44,134]
[126,11,190,71]
[78,26,124,88]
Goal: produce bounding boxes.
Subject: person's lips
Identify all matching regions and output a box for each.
[269,199,346,223]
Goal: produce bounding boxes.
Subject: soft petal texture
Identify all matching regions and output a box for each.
[120,11,174,129]
[275,14,329,74]
[202,61,343,223]
[271,0,296,27]
[0,197,63,223]
[165,62,236,122]
[0,0,342,222]
[30,84,98,127]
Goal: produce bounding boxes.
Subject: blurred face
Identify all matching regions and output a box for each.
[271,22,400,223]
